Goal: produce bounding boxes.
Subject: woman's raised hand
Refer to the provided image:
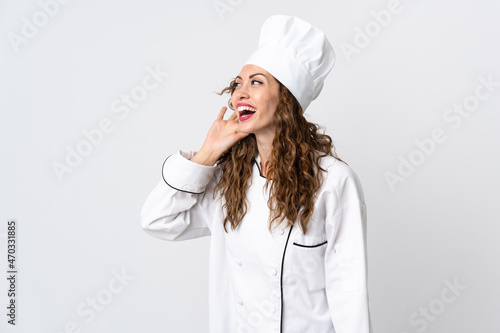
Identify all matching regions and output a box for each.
[190,106,249,166]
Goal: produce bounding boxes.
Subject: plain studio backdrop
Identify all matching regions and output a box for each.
[1,0,499,332]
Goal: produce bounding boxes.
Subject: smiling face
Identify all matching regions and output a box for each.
[231,64,281,140]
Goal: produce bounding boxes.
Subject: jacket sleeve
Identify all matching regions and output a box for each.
[324,167,373,332]
[140,150,220,241]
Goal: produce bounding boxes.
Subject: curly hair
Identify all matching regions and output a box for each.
[212,77,346,235]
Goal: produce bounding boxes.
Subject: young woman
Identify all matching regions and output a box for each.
[141,15,372,333]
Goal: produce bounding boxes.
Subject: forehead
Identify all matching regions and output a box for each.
[236,64,274,80]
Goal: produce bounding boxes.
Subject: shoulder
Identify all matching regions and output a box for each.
[318,154,366,205]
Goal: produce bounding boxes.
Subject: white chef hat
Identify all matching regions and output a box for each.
[243,15,336,112]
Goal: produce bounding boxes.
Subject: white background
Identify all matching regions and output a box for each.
[1,0,499,332]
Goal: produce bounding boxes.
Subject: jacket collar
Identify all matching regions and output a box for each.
[253,154,267,179]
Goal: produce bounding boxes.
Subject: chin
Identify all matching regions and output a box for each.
[237,125,253,133]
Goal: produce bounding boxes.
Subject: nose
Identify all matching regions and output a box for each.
[234,82,250,100]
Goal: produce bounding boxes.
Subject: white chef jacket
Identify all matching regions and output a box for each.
[141,150,373,333]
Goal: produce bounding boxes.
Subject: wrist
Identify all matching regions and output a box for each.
[190,149,219,166]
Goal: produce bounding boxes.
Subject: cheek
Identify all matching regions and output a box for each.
[259,109,275,124]
[265,101,278,119]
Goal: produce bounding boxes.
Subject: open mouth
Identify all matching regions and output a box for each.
[238,108,256,121]
[237,105,257,115]
[239,109,256,115]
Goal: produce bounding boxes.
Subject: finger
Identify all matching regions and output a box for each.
[217,106,227,120]
[228,110,238,120]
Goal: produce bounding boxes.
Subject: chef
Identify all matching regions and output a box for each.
[141,15,373,333]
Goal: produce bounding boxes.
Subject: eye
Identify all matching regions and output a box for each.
[232,80,262,89]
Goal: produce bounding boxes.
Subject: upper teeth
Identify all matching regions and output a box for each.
[237,106,257,112]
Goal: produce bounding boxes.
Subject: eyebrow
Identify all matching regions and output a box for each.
[235,73,267,80]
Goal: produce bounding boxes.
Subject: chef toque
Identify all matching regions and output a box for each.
[243,15,336,112]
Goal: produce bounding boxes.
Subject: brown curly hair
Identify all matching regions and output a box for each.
[212,77,346,235]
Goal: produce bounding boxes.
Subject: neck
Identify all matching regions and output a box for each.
[255,133,274,177]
